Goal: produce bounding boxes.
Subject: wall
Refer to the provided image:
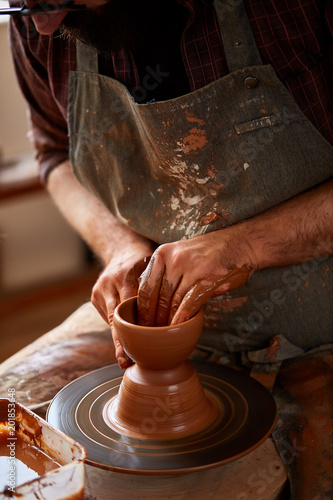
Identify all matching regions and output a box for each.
[0,16,32,158]
[0,18,88,294]
[0,192,88,293]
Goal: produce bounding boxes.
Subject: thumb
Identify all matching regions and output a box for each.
[111,325,132,369]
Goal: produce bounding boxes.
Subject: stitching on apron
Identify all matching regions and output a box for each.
[234,114,283,135]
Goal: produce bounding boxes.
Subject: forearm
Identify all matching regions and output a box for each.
[46,160,155,265]
[237,179,333,271]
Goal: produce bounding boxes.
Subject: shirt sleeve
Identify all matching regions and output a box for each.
[9,15,70,185]
[327,1,333,57]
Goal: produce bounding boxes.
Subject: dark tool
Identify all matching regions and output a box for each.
[0,0,86,15]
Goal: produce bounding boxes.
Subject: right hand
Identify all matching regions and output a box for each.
[91,246,155,368]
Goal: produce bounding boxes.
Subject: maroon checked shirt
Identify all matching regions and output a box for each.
[9,0,333,184]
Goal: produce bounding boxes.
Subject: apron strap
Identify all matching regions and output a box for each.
[214,0,263,71]
[76,3,261,74]
[76,42,98,73]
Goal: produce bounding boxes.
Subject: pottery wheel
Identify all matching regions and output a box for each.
[47,361,276,474]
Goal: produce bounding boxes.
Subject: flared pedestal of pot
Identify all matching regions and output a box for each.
[104,361,220,440]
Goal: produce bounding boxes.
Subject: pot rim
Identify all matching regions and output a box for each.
[113,296,204,332]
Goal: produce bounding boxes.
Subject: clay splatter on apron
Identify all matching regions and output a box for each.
[199,211,230,226]
[178,111,207,153]
[178,128,207,153]
[185,111,206,126]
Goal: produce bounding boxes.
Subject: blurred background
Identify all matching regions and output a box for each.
[0,5,100,362]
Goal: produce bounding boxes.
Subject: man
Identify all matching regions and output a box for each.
[10,0,333,365]
[9,0,333,496]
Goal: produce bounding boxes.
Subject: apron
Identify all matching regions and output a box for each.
[68,0,333,354]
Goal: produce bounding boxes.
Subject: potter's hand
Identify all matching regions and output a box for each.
[46,162,158,369]
[91,249,154,368]
[137,227,257,326]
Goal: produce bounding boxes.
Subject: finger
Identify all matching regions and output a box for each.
[111,325,132,369]
[108,296,133,369]
[137,254,164,326]
[171,266,252,324]
[114,289,139,368]
[119,284,139,304]
[155,273,182,327]
[104,295,126,364]
[170,281,214,325]
[92,283,132,369]
[124,256,151,288]
[167,279,188,325]
[91,283,109,324]
[211,265,252,296]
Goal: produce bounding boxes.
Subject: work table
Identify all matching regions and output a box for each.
[0,302,288,499]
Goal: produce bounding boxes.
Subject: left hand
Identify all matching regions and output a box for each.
[91,247,154,368]
[137,226,257,326]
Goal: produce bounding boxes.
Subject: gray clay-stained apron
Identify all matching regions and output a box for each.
[68,0,333,353]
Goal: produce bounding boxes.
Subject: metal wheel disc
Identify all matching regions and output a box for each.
[47,361,277,475]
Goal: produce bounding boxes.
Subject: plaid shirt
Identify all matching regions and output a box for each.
[9,0,333,183]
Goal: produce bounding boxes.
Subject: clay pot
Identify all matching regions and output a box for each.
[104,297,220,440]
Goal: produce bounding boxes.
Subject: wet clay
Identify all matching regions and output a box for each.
[170,265,252,324]
[107,297,220,440]
[199,212,224,226]
[0,431,60,491]
[138,264,252,328]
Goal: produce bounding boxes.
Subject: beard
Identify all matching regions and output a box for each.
[59,0,164,55]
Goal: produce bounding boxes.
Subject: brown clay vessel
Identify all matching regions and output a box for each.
[105,296,220,440]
